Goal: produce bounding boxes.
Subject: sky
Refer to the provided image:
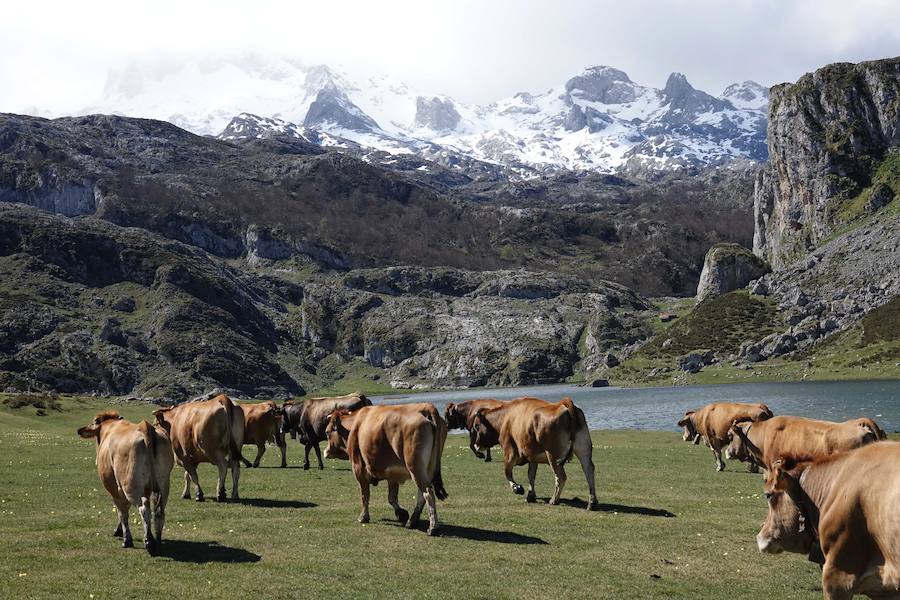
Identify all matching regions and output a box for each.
[2,0,900,114]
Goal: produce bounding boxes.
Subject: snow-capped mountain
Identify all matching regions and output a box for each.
[75,54,769,177]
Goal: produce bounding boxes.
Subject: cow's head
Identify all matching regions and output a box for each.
[444,403,465,430]
[324,410,351,460]
[677,411,698,443]
[151,408,173,436]
[757,459,817,556]
[471,409,499,450]
[77,411,124,442]
[755,404,774,421]
[725,421,752,462]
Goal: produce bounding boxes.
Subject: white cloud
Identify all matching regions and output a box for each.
[2,0,899,114]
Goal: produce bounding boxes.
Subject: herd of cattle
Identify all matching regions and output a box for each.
[77,393,899,598]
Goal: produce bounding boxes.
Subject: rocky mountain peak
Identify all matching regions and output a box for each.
[564,65,639,104]
[721,80,769,110]
[413,96,461,131]
[303,85,379,132]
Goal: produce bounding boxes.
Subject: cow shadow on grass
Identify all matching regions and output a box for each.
[157,540,261,563]
[238,498,318,509]
[555,497,676,517]
[380,520,548,545]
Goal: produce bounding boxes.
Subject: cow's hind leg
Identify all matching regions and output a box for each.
[387,481,409,525]
[526,461,538,503]
[230,456,241,501]
[276,432,287,468]
[357,479,371,524]
[547,452,568,506]
[313,443,325,470]
[113,499,133,548]
[303,443,313,470]
[573,429,599,510]
[711,445,725,472]
[215,459,228,502]
[183,463,204,502]
[253,443,265,468]
[485,446,492,462]
[424,485,438,536]
[137,495,158,555]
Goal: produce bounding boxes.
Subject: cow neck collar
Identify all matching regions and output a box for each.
[738,422,764,465]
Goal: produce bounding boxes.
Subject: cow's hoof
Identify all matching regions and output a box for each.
[195,493,205,502]
[512,484,525,495]
[406,518,419,530]
[181,492,190,500]
[318,465,324,471]
[549,497,560,506]
[716,464,725,472]
[426,527,439,537]
[144,536,158,556]
[241,461,252,469]
[280,463,287,469]
[484,456,492,463]
[395,509,410,526]
[122,538,134,549]
[217,491,227,502]
[303,464,310,471]
[748,464,760,474]
[358,515,370,524]
[474,451,486,459]
[526,492,537,503]
[587,499,599,511]
[113,524,123,537]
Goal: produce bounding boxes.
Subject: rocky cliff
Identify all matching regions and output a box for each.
[753,57,900,269]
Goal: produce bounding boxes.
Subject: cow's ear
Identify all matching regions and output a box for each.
[77,425,98,438]
[771,459,787,480]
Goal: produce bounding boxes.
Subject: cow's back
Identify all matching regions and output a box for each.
[303,394,371,440]
[760,416,877,466]
[695,402,771,445]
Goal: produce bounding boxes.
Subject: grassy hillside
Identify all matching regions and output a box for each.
[0,395,829,599]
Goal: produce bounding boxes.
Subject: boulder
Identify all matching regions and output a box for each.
[696,244,769,302]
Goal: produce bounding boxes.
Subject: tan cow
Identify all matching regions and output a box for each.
[282,393,372,470]
[726,415,885,471]
[471,396,598,510]
[445,399,504,462]
[757,442,900,599]
[77,411,174,554]
[239,401,286,468]
[153,394,244,502]
[324,403,448,535]
[677,402,774,471]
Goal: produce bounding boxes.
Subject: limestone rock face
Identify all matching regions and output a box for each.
[752,57,900,269]
[696,243,769,302]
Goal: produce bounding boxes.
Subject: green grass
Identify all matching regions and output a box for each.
[0,396,828,599]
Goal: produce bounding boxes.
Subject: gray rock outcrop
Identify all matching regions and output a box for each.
[413,97,461,131]
[696,243,769,302]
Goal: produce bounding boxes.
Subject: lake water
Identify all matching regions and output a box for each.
[373,380,900,433]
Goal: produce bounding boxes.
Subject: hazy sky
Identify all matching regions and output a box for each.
[2,0,900,113]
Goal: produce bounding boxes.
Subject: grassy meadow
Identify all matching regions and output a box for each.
[0,395,831,599]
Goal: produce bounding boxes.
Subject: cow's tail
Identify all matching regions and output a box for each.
[858,417,887,441]
[557,397,581,466]
[139,420,159,495]
[219,395,242,462]
[425,412,449,501]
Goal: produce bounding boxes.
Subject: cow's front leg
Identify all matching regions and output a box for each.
[504,453,524,495]
[387,481,409,525]
[357,479,371,524]
[184,463,204,502]
[485,446,492,462]
[548,452,568,505]
[252,444,265,468]
[821,565,855,600]
[526,461,538,503]
[277,433,287,468]
[240,451,252,469]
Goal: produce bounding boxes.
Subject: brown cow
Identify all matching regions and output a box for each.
[153,394,244,502]
[283,392,372,470]
[727,415,885,472]
[239,401,287,468]
[77,411,174,554]
[471,396,598,510]
[445,399,504,462]
[324,403,448,535]
[757,442,900,599]
[677,402,773,472]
